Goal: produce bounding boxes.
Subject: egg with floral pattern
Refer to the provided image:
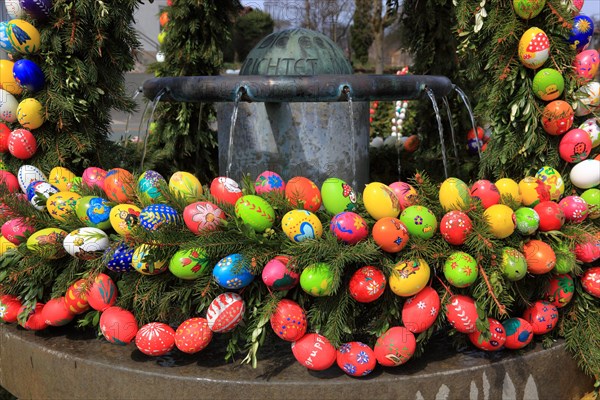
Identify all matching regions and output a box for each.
[169,248,210,280]
[348,266,386,303]
[82,167,107,190]
[400,205,438,240]
[0,294,22,323]
[444,252,478,288]
[523,300,558,335]
[330,211,368,245]
[581,267,600,297]
[401,286,440,334]
[213,253,254,289]
[138,170,167,204]
[285,176,322,212]
[255,170,286,194]
[389,181,418,210]
[559,195,588,223]
[336,342,376,377]
[183,201,225,234]
[439,210,472,245]
[63,227,109,260]
[541,100,574,136]
[86,273,118,312]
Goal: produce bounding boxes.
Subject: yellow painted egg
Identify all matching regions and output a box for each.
[0,235,17,255]
[132,244,168,275]
[7,19,40,54]
[483,204,516,239]
[46,191,81,222]
[439,177,471,212]
[389,259,430,297]
[109,203,141,236]
[495,178,522,205]
[281,209,323,242]
[169,171,203,204]
[48,167,76,192]
[17,98,44,129]
[0,60,22,95]
[535,166,564,201]
[518,27,550,69]
[363,182,401,220]
[26,227,68,259]
[519,176,550,207]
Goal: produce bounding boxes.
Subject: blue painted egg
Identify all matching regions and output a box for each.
[139,204,181,230]
[137,170,166,204]
[105,243,135,273]
[212,253,254,290]
[26,180,58,210]
[12,59,44,92]
[75,195,112,230]
[20,0,53,20]
[569,15,594,52]
[0,22,16,53]
[467,137,483,154]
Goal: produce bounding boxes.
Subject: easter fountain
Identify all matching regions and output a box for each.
[0,28,593,400]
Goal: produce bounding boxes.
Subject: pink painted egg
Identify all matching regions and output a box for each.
[581,267,600,297]
[254,170,285,194]
[175,317,213,354]
[389,181,418,210]
[533,201,564,232]
[183,201,225,234]
[99,306,138,345]
[523,300,558,335]
[468,318,506,351]
[1,217,34,244]
[292,333,337,371]
[8,128,36,159]
[206,292,245,333]
[135,322,176,356]
[469,180,500,209]
[261,255,299,291]
[575,233,600,263]
[270,299,307,342]
[210,176,242,205]
[402,286,440,333]
[82,167,107,190]
[330,211,368,245]
[558,195,588,223]
[0,170,19,192]
[374,326,416,367]
[18,303,47,331]
[336,342,376,377]
[41,297,74,327]
[348,266,386,303]
[439,210,472,246]
[502,317,533,350]
[559,128,592,163]
[0,295,22,323]
[445,294,478,333]
[87,273,118,312]
[574,49,599,82]
[544,274,574,308]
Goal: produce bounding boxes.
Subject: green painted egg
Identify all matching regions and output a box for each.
[581,188,600,219]
[532,69,564,101]
[515,207,540,235]
[234,195,275,233]
[501,247,527,281]
[300,262,334,296]
[75,196,112,230]
[168,248,209,280]
[443,252,478,288]
[399,205,438,239]
[320,177,357,215]
[513,0,545,20]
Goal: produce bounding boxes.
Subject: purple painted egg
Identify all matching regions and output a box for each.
[82,167,107,190]
[261,255,299,291]
[330,211,368,245]
[255,170,285,195]
[19,0,53,19]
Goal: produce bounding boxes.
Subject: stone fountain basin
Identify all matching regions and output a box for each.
[0,323,592,399]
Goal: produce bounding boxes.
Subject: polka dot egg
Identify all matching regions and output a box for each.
[135,322,175,356]
[175,317,213,354]
[212,253,254,290]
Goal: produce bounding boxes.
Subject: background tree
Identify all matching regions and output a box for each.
[350,0,374,65]
[233,9,274,63]
[301,0,354,48]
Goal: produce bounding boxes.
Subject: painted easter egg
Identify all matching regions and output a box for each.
[103,168,135,203]
[320,177,357,214]
[483,204,515,239]
[99,306,138,345]
[559,128,592,163]
[348,266,386,303]
[523,300,558,335]
[545,274,574,308]
[389,259,430,297]
[27,181,58,210]
[532,68,564,101]
[519,176,550,206]
[285,176,322,212]
[445,294,478,333]
[518,27,550,69]
[336,342,376,377]
[235,195,276,232]
[63,227,109,260]
[569,15,594,51]
[495,178,522,204]
[514,207,539,235]
[183,201,225,234]
[330,211,368,245]
[541,100,574,135]
[523,239,556,274]
[0,170,19,193]
[105,243,135,273]
[0,89,19,122]
[139,204,181,231]
[0,295,22,323]
[47,167,76,192]
[213,253,254,289]
[579,118,600,149]
[19,0,53,19]
[468,318,506,351]
[175,317,213,354]
[8,128,37,159]
[363,182,402,220]
[270,299,307,342]
[570,159,600,189]
[300,262,335,297]
[575,81,600,117]
[513,0,545,19]
[443,252,478,288]
[5,0,25,19]
[291,333,337,371]
[210,176,242,205]
[131,244,168,275]
[168,248,209,280]
[109,204,141,236]
[168,171,203,204]
[261,255,299,291]
[18,303,46,331]
[0,61,22,96]
[64,279,89,314]
[0,236,16,255]
[1,218,34,244]
[439,177,471,212]
[533,201,565,231]
[439,210,472,246]
[535,166,564,201]
[82,167,107,190]
[137,170,166,204]
[135,322,176,356]
[581,267,600,297]
[75,196,112,230]
[206,292,245,333]
[581,189,600,219]
[26,227,67,259]
[7,19,40,54]
[372,217,409,253]
[469,180,500,209]
[575,233,600,263]
[0,22,16,54]
[389,181,418,210]
[574,49,600,82]
[17,98,44,129]
[502,318,534,350]
[46,191,80,222]
[0,123,8,152]
[281,209,323,242]
[400,205,438,240]
[374,326,416,367]
[559,195,588,223]
[255,170,285,194]
[12,59,45,92]
[87,273,118,312]
[401,286,440,334]
[41,297,74,327]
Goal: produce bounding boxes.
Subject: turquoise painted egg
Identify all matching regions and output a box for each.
[300,262,335,296]
[234,195,275,232]
[138,170,166,204]
[399,205,438,239]
[330,211,368,245]
[443,252,478,288]
[105,243,135,273]
[281,209,323,242]
[169,248,210,280]
[320,177,357,215]
[254,170,285,194]
[139,204,181,231]
[515,207,540,235]
[532,68,564,101]
[213,253,254,289]
[75,196,112,230]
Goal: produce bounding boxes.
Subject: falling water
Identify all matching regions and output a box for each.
[442,97,460,173]
[226,89,243,178]
[345,88,357,189]
[140,88,167,170]
[397,133,402,180]
[454,85,481,158]
[125,87,143,138]
[425,87,449,179]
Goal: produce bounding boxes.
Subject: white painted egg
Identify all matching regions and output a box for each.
[570,159,600,189]
[63,227,109,260]
[0,89,19,123]
[18,164,47,193]
[27,181,58,210]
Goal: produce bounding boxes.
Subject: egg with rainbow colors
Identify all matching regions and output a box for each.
[388,258,430,297]
[439,177,470,212]
[7,19,41,54]
[213,253,254,290]
[363,182,401,220]
[534,166,564,201]
[169,171,203,204]
[518,27,550,69]
[400,205,437,239]
[255,170,285,194]
[330,211,368,245]
[138,170,167,204]
[46,191,81,222]
[320,177,357,215]
[281,209,323,243]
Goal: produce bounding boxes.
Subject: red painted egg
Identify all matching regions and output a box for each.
[439,210,473,246]
[445,294,478,333]
[261,255,299,291]
[82,167,107,190]
[291,333,337,371]
[533,201,565,231]
[19,303,47,331]
[523,300,558,335]
[206,292,245,333]
[1,217,34,244]
[468,318,506,351]
[502,317,533,350]
[135,322,176,356]
[41,297,74,326]
[183,201,225,234]
[209,176,242,205]
[0,123,10,152]
[388,181,418,210]
[523,240,556,274]
[349,266,386,303]
[0,294,21,323]
[99,306,138,345]
[402,286,440,333]
[8,128,37,159]
[64,279,90,314]
[87,273,118,312]
[330,211,368,245]
[581,267,600,298]
[469,180,500,209]
[371,217,409,253]
[559,196,588,223]
[575,233,600,263]
[255,170,286,194]
[175,317,213,354]
[541,100,574,136]
[103,168,135,203]
[336,341,377,377]
[544,274,574,308]
[285,176,322,212]
[270,299,307,342]
[559,128,592,163]
[374,326,416,367]
[0,171,19,192]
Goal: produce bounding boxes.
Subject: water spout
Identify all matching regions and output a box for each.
[442,97,460,174]
[454,85,481,158]
[344,86,357,189]
[140,88,167,170]
[425,87,449,179]
[226,89,244,178]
